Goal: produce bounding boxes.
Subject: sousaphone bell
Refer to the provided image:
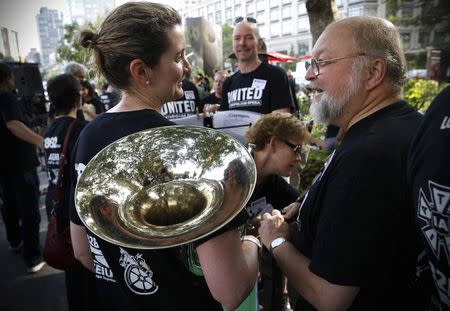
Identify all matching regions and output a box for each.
[75,125,256,249]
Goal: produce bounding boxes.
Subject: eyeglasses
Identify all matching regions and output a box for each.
[282,140,302,156]
[305,52,366,77]
[234,16,257,24]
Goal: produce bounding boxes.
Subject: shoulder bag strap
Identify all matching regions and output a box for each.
[52,119,77,206]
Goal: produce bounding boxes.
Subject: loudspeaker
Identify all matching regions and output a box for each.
[7,62,44,98]
[6,62,47,126]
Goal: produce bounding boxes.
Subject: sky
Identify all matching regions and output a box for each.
[0,0,169,58]
[0,0,70,56]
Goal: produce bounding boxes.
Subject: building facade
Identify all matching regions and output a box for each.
[0,27,20,62]
[36,7,64,67]
[182,0,380,57]
[68,0,116,25]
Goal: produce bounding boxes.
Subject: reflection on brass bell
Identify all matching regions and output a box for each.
[75,125,256,249]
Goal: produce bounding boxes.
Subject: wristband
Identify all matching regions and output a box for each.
[241,235,262,249]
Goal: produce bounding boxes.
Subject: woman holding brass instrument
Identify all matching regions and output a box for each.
[69,2,258,310]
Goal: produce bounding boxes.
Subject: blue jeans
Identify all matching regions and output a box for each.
[0,168,41,265]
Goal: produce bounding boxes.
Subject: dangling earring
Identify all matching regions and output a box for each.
[145,80,150,85]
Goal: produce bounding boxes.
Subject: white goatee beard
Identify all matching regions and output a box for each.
[310,91,348,125]
[309,65,362,125]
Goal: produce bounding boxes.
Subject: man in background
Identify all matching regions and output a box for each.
[0,62,45,273]
[221,17,293,114]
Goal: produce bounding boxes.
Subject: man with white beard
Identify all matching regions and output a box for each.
[258,16,428,310]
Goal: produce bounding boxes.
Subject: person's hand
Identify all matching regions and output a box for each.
[282,201,300,223]
[203,104,220,114]
[258,209,290,250]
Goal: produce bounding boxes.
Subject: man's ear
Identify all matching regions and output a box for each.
[257,38,264,51]
[365,58,387,90]
[129,59,152,86]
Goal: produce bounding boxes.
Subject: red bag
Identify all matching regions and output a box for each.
[43,214,77,270]
[43,120,78,270]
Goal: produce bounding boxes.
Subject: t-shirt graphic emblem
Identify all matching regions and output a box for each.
[119,248,158,295]
[89,235,116,282]
[417,180,450,305]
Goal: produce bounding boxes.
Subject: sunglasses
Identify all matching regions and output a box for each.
[282,140,302,156]
[234,16,257,24]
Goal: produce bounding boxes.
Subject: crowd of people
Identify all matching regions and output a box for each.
[1,2,449,311]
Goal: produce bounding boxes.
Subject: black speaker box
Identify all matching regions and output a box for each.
[7,62,44,98]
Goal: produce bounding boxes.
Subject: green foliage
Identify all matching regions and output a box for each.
[404,79,448,113]
[57,22,89,66]
[300,149,329,192]
[56,18,103,81]
[297,91,312,118]
[222,24,233,63]
[385,0,450,40]
[281,62,296,72]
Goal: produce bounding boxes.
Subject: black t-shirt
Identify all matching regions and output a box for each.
[200,93,222,111]
[294,102,423,310]
[407,86,450,310]
[221,62,293,113]
[69,109,222,310]
[248,174,299,212]
[161,79,201,119]
[0,91,39,173]
[226,174,299,231]
[44,116,86,226]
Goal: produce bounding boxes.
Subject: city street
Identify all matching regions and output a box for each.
[0,167,68,311]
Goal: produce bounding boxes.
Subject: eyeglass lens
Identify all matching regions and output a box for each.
[305,59,319,76]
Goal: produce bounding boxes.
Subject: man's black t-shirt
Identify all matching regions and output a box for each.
[294,102,423,310]
[0,92,39,173]
[161,79,201,119]
[44,116,86,226]
[201,93,222,110]
[69,109,222,310]
[407,86,450,309]
[221,62,293,113]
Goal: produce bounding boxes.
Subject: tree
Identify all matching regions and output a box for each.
[56,18,103,75]
[222,24,233,65]
[306,0,338,45]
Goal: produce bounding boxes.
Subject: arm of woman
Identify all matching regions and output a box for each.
[70,221,94,272]
[196,229,259,310]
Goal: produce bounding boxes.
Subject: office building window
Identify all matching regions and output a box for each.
[348,6,364,16]
[246,2,254,15]
[271,22,281,37]
[235,4,242,17]
[298,15,309,31]
[282,19,292,35]
[282,4,291,19]
[260,24,268,39]
[271,0,281,8]
[208,4,214,14]
[256,0,265,11]
[298,1,306,15]
[270,7,280,21]
[257,11,265,23]
[226,7,232,20]
[216,11,222,24]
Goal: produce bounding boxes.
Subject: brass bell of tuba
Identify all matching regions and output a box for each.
[75,125,256,249]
